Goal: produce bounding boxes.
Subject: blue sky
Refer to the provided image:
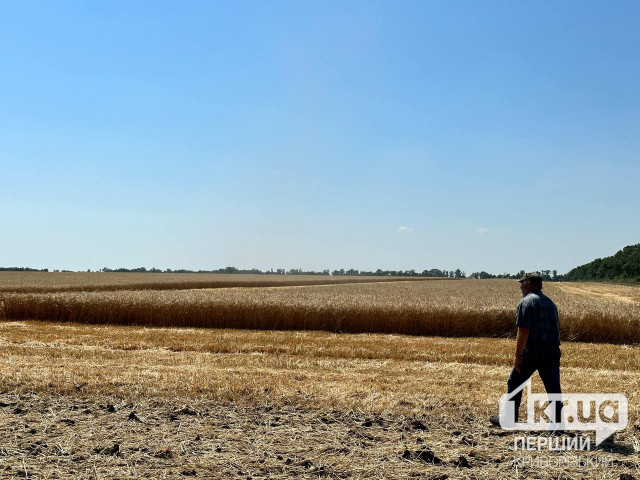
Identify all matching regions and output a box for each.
[1,0,638,274]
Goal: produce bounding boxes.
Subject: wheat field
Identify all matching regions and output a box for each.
[0,272,435,293]
[2,277,639,344]
[1,275,640,478]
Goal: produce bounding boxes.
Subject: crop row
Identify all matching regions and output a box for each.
[0,272,438,293]
[1,280,638,344]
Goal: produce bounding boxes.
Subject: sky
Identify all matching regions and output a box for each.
[1,0,639,275]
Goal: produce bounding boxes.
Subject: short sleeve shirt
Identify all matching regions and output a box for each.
[516,291,560,351]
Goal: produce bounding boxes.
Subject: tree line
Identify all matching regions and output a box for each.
[0,265,569,280]
[95,266,470,277]
[0,267,49,272]
[469,269,564,281]
[57,267,563,280]
[564,244,640,282]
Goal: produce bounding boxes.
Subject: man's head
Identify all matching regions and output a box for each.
[518,272,543,296]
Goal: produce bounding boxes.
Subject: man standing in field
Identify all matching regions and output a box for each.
[491,272,562,427]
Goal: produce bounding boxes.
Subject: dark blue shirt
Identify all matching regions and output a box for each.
[516,290,560,352]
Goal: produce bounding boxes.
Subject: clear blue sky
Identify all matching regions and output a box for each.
[1,1,638,274]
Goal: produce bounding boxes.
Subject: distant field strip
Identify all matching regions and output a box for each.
[2,280,639,344]
[555,281,640,304]
[0,272,437,293]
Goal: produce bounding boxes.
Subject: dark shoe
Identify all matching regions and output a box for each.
[489,416,501,427]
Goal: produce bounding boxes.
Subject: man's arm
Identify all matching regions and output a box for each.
[513,326,529,373]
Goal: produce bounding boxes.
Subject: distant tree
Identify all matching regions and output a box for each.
[470,271,496,279]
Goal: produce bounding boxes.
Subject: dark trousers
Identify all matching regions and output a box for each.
[507,349,562,424]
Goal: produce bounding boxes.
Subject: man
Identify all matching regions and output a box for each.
[491,272,562,426]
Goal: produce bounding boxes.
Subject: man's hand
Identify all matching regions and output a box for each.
[513,355,523,373]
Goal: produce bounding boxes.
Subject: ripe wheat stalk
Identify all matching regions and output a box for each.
[1,278,638,344]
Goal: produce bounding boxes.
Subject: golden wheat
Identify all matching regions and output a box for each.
[2,279,638,344]
[0,271,437,293]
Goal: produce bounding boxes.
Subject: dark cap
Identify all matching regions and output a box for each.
[518,272,543,286]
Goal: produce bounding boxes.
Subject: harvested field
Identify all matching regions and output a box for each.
[1,321,639,479]
[2,279,639,344]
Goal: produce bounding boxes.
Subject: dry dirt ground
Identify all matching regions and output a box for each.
[1,321,639,479]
